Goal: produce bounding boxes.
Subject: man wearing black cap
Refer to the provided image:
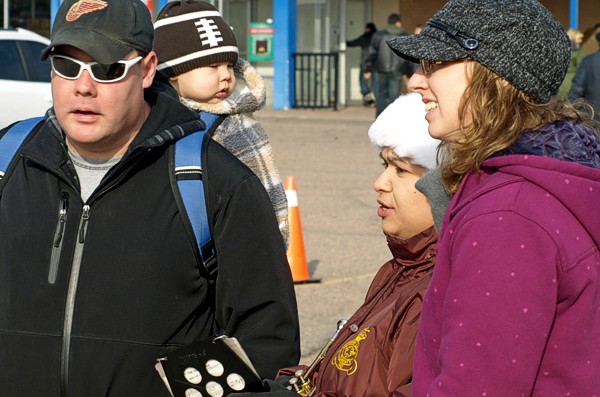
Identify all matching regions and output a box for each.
[569,31,600,121]
[0,0,300,396]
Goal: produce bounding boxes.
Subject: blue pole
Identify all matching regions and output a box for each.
[158,0,169,12]
[273,0,296,110]
[50,0,61,28]
[569,0,578,30]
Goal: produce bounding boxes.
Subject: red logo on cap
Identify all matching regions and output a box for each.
[66,0,108,22]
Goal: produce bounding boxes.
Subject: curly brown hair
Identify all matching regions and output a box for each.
[440,62,598,194]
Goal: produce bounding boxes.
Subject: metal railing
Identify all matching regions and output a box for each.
[293,52,339,110]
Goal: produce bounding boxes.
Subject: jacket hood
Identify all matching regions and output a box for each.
[456,121,600,247]
[479,154,600,245]
[180,58,266,116]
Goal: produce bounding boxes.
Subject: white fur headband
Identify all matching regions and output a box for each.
[368,92,439,170]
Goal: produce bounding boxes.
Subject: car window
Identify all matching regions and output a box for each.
[20,41,51,82]
[0,40,27,81]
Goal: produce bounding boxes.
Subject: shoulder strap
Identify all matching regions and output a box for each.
[201,112,227,138]
[174,112,225,278]
[0,117,44,180]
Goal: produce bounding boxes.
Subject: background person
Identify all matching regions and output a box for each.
[569,31,600,121]
[388,0,600,395]
[346,22,377,106]
[364,13,412,117]
[557,28,584,100]
[153,0,289,245]
[234,92,440,397]
[0,0,300,395]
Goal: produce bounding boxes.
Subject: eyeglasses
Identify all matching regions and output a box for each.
[50,55,143,83]
[420,59,446,76]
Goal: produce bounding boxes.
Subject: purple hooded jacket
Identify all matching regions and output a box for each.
[413,121,600,396]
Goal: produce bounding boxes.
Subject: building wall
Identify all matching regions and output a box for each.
[399,0,446,34]
[372,0,399,30]
[579,0,600,42]
[3,0,51,36]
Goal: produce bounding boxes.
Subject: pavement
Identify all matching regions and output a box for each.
[254,104,390,365]
[257,103,377,123]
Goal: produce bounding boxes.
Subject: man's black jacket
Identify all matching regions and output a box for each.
[0,90,300,396]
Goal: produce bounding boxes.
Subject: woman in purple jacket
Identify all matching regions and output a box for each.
[387,0,600,396]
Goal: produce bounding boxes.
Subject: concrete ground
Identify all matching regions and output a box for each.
[255,104,392,365]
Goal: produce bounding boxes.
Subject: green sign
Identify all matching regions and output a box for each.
[248,22,274,62]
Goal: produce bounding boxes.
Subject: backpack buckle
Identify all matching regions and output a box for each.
[201,241,218,279]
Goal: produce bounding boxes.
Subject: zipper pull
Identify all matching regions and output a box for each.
[53,192,69,247]
[78,205,90,243]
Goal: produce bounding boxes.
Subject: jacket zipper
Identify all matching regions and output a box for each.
[49,192,69,284]
[60,204,90,397]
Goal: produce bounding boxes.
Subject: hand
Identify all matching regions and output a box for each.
[363,71,372,80]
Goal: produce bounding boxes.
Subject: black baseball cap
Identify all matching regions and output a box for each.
[41,0,154,64]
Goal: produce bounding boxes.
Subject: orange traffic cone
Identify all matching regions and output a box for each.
[285,176,320,284]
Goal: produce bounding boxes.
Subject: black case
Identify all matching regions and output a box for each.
[156,336,267,397]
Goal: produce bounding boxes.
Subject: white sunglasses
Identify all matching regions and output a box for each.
[50,54,143,83]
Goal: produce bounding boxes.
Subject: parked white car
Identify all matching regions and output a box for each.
[0,28,52,128]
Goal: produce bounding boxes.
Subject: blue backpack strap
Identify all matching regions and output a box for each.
[0,117,44,180]
[199,111,226,138]
[174,112,224,278]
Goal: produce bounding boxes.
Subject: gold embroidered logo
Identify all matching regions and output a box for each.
[66,0,108,22]
[331,327,370,375]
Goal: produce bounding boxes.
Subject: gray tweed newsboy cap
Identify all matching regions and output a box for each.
[387,0,570,103]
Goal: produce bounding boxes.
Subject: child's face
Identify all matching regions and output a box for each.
[171,62,236,104]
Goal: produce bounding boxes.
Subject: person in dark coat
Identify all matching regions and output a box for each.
[0,0,300,395]
[346,22,377,105]
[569,31,600,120]
[364,13,411,117]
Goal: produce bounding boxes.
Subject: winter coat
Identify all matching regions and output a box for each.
[364,25,409,74]
[279,227,438,397]
[569,50,600,121]
[0,89,300,396]
[413,121,600,396]
[346,29,376,67]
[180,58,289,246]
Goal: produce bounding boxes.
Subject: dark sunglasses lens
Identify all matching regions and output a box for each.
[52,57,81,78]
[91,62,126,81]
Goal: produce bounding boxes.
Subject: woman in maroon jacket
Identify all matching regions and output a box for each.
[237,92,440,397]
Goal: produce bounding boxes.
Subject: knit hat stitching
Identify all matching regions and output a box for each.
[154,0,239,78]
